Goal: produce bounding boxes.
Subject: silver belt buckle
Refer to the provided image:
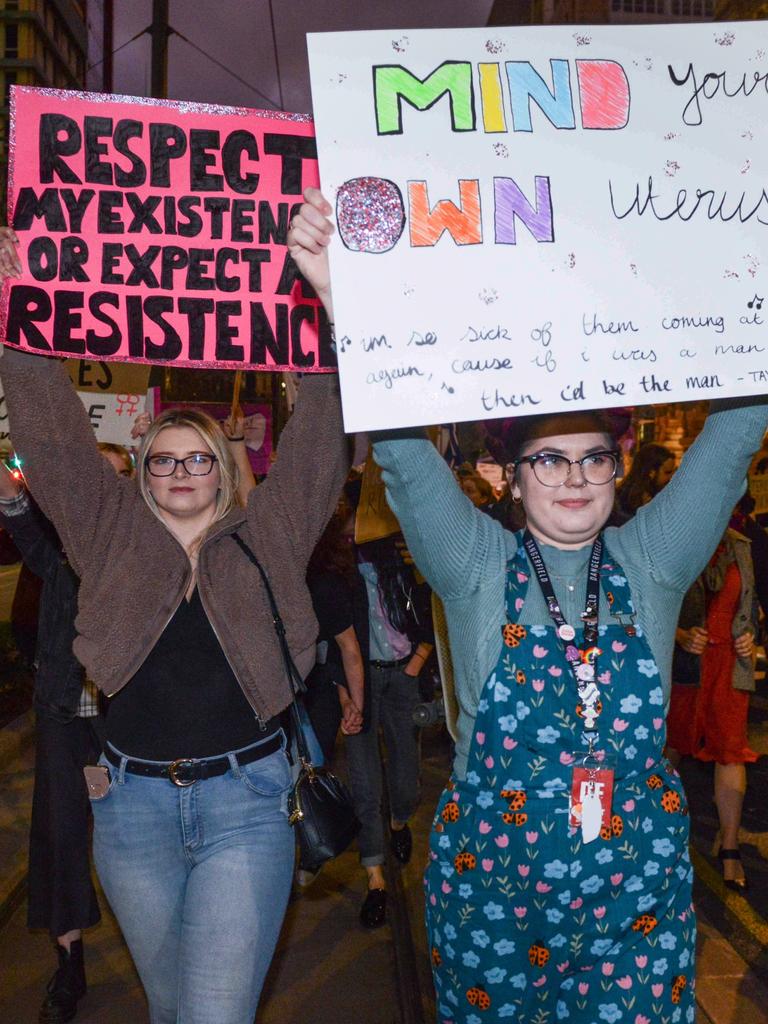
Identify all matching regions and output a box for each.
[168,758,196,787]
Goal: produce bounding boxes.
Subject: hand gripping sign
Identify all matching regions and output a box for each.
[0,87,335,373]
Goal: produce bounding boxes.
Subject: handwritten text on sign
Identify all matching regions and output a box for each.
[308,23,768,431]
[1,88,334,371]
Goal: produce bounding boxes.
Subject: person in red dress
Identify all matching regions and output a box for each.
[667,525,758,890]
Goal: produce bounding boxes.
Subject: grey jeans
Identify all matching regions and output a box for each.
[345,663,421,867]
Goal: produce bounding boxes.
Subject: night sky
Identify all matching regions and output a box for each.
[87,1,494,114]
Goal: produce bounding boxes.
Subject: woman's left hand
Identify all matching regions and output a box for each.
[734,631,754,658]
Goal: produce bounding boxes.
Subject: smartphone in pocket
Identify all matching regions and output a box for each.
[83,764,111,800]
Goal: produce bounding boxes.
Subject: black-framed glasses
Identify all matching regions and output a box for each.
[145,454,218,477]
[510,449,621,487]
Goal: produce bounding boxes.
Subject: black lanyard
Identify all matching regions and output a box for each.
[523,531,602,643]
[523,530,603,733]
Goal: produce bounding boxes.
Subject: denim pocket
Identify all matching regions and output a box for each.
[240,749,292,797]
[86,754,118,803]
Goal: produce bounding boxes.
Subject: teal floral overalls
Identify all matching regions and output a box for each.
[426,539,695,1024]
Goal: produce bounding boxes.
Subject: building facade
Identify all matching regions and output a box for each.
[489,0,715,21]
[0,0,87,213]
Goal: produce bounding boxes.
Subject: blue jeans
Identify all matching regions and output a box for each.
[90,739,295,1024]
[345,664,421,867]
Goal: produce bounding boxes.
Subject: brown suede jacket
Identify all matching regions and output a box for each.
[0,347,349,723]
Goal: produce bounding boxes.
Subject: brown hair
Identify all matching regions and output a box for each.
[97,442,134,477]
[485,409,630,466]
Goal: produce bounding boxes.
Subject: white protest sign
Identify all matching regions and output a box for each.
[76,390,151,446]
[308,22,768,433]
[67,359,151,446]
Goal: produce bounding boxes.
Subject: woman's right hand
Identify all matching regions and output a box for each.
[0,227,22,282]
[286,188,335,319]
[676,625,708,654]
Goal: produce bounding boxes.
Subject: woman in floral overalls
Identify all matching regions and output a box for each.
[288,188,768,1024]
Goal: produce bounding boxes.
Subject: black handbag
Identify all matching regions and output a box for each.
[233,534,361,872]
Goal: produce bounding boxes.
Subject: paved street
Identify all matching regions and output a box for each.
[0,708,766,1022]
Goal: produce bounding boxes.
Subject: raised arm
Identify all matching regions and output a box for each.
[0,347,129,577]
[618,399,768,592]
[0,470,66,582]
[373,437,513,600]
[285,189,513,595]
[222,406,258,506]
[246,372,348,565]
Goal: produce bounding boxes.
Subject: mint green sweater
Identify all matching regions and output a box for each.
[374,401,768,778]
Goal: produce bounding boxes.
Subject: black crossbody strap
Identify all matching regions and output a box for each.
[232,532,311,764]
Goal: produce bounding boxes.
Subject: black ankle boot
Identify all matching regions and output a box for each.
[39,939,86,1024]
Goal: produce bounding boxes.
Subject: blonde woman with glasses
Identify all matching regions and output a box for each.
[0,223,348,1024]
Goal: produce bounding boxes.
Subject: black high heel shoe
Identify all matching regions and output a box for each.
[718,848,749,893]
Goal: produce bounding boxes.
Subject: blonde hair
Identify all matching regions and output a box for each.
[137,409,239,531]
[97,441,134,477]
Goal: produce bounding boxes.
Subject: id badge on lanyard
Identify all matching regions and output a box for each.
[523,530,615,844]
[568,750,616,843]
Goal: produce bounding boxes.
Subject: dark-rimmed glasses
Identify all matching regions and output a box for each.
[145,454,218,477]
[509,450,621,488]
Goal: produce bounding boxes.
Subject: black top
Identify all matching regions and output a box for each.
[107,588,278,760]
[306,569,372,728]
[308,570,355,686]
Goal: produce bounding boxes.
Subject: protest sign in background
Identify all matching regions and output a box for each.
[1,88,334,372]
[75,390,151,446]
[151,394,273,476]
[66,358,151,446]
[0,359,150,449]
[308,22,768,432]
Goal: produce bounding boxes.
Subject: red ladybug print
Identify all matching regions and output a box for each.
[454,851,477,875]
[646,774,663,790]
[660,788,682,813]
[632,913,658,937]
[671,975,687,1004]
[442,801,460,823]
[466,986,491,1010]
[502,811,528,826]
[528,941,550,968]
[502,623,527,648]
[501,789,527,811]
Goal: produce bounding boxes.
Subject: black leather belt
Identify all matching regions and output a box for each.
[369,654,411,670]
[104,732,282,787]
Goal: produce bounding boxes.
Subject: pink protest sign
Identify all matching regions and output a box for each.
[1,87,335,372]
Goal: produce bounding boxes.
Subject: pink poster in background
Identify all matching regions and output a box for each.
[153,393,273,476]
[1,87,335,372]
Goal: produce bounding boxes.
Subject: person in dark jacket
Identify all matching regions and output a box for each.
[0,444,132,1024]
